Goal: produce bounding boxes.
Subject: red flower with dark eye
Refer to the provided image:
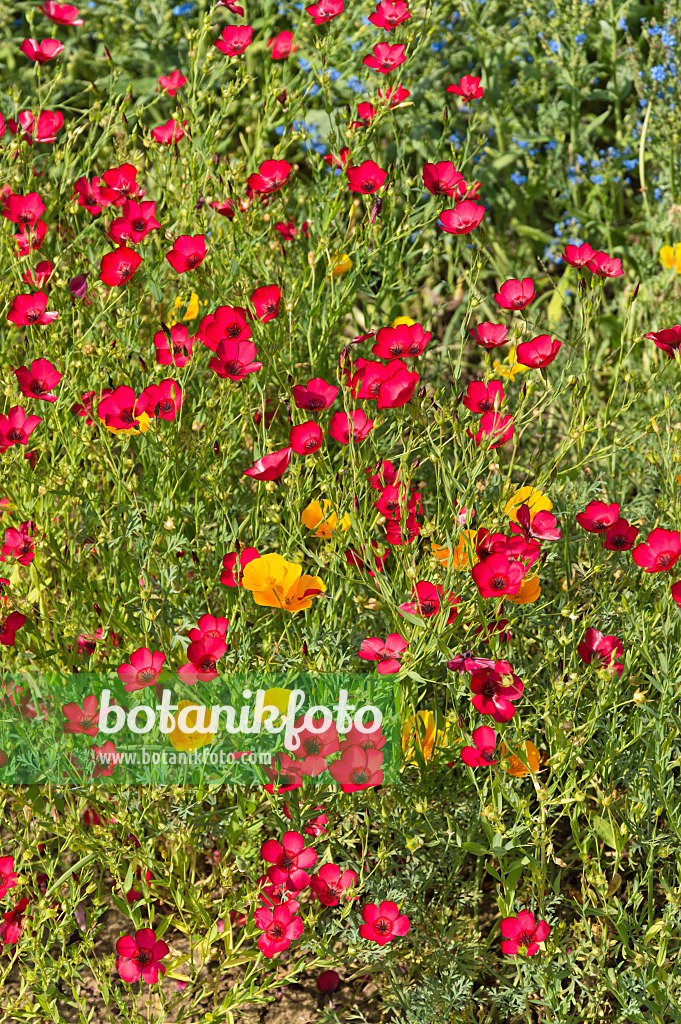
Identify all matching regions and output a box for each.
[199,305,252,350]
[15,359,62,402]
[250,285,281,323]
[422,161,466,198]
[2,193,45,226]
[99,246,142,287]
[576,500,619,532]
[0,611,27,646]
[305,0,344,24]
[577,627,623,668]
[221,547,260,587]
[360,901,410,944]
[210,198,235,219]
[1,521,36,566]
[248,160,292,194]
[587,251,623,278]
[152,120,186,145]
[166,235,205,273]
[62,695,100,737]
[329,744,384,791]
[177,635,227,684]
[633,528,681,573]
[40,2,83,25]
[268,31,297,59]
[261,831,317,891]
[289,421,323,455]
[500,910,549,956]
[346,160,386,194]
[13,220,47,256]
[154,324,193,367]
[72,175,108,215]
[8,110,64,144]
[328,410,374,444]
[369,1,411,29]
[358,633,407,674]
[494,277,535,310]
[470,322,509,349]
[470,661,523,722]
[311,864,357,905]
[0,857,18,901]
[99,163,143,206]
[469,411,514,448]
[0,897,30,946]
[117,647,166,693]
[463,380,505,414]
[352,102,377,128]
[21,261,54,290]
[439,201,484,235]
[324,147,350,169]
[446,75,483,100]
[20,38,64,62]
[472,554,525,598]
[398,580,458,622]
[561,242,595,268]
[157,70,187,96]
[143,379,183,421]
[461,726,498,766]
[0,407,42,450]
[243,447,292,481]
[116,928,169,984]
[7,292,58,327]
[378,84,410,106]
[362,43,406,74]
[644,325,681,359]
[603,518,638,551]
[109,200,161,245]
[372,322,431,358]
[209,340,262,381]
[214,25,253,56]
[515,335,561,368]
[291,378,338,411]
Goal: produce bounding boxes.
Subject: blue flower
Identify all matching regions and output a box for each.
[617,16,626,29]
[574,32,586,44]
[546,140,557,150]
[654,187,663,201]
[590,174,604,184]
[350,39,363,51]
[661,29,675,46]
[328,69,342,82]
[346,75,365,94]
[623,158,637,170]
[510,172,527,185]
[648,25,661,36]
[172,2,194,14]
[298,58,312,72]
[431,40,445,51]
[549,39,560,52]
[651,65,667,82]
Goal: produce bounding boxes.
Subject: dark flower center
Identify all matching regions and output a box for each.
[518,930,534,946]
[374,917,391,934]
[173,344,185,355]
[131,218,146,231]
[657,552,674,567]
[361,179,376,191]
[609,535,628,549]
[185,254,202,268]
[226,324,242,338]
[137,668,156,682]
[350,768,370,783]
[478,398,495,411]
[7,429,24,441]
[160,399,174,413]
[303,738,322,755]
[267,923,285,939]
[223,360,242,375]
[29,380,47,394]
[490,575,507,590]
[135,949,153,966]
[263,302,277,315]
[120,409,135,424]
[279,853,296,870]
[419,599,437,614]
[306,397,324,409]
[25,311,40,323]
[199,656,216,672]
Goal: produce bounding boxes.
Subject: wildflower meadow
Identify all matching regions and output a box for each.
[3,0,681,1020]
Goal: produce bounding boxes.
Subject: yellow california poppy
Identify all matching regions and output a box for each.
[392,316,416,327]
[504,486,553,523]
[241,553,291,592]
[500,739,541,776]
[659,244,681,273]
[493,346,528,380]
[168,700,216,753]
[402,710,454,764]
[505,574,541,603]
[242,554,325,613]
[331,253,352,276]
[301,499,351,538]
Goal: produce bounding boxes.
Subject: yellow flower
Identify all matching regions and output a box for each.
[261,688,293,728]
[301,499,351,538]
[402,710,455,764]
[505,574,541,604]
[99,412,152,437]
[392,316,416,327]
[493,346,528,380]
[500,739,541,776]
[183,292,201,320]
[168,700,216,753]
[241,553,290,592]
[432,531,478,570]
[242,554,325,613]
[504,486,553,523]
[659,244,681,273]
[331,253,352,276]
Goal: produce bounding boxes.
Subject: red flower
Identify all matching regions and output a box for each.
[7,292,58,326]
[305,0,344,24]
[461,726,498,767]
[15,359,62,402]
[324,147,350,169]
[671,581,681,608]
[289,421,324,454]
[439,201,485,235]
[220,547,260,587]
[72,391,96,424]
[587,251,623,278]
[248,160,292,194]
[603,518,638,551]
[378,84,410,106]
[268,31,297,59]
[346,160,387,194]
[358,633,407,674]
[152,119,186,144]
[470,661,524,722]
[470,322,508,349]
[250,285,281,323]
[311,864,357,906]
[369,1,411,29]
[363,42,407,74]
[462,380,505,414]
[469,411,514,448]
[0,897,30,946]
[166,234,206,273]
[62,695,99,736]
[329,410,374,444]
[8,110,64,144]
[40,2,83,25]
[494,277,535,310]
[0,611,27,646]
[217,0,245,11]
[515,334,561,368]
[143,379,183,420]
[372,322,431,359]
[360,901,410,945]
[117,648,165,693]
[200,305,252,350]
[500,910,550,956]
[97,385,150,430]
[99,163,143,206]
[188,614,230,644]
[214,25,253,56]
[577,627,623,669]
[644,326,681,359]
[328,744,384,791]
[472,553,525,597]
[116,928,169,984]
[2,192,46,227]
[446,75,484,100]
[243,447,292,481]
[1,521,36,566]
[370,360,420,408]
[13,220,47,255]
[352,102,377,128]
[366,459,398,489]
[422,161,467,198]
[157,70,187,96]
[211,198,235,219]
[632,528,681,573]
[512,504,562,542]
[20,38,64,62]
[561,242,594,267]
[209,340,261,380]
[291,377,338,410]
[72,175,108,215]
[345,542,388,576]
[0,407,42,450]
[153,324,193,367]
[318,970,340,994]
[99,246,142,287]
[254,904,304,957]
[0,856,18,900]
[575,500,619,532]
[261,831,317,891]
[177,636,227,684]
[21,260,54,289]
[398,580,458,622]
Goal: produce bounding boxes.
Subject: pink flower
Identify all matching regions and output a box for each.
[214,25,253,56]
[116,928,169,984]
[500,910,550,956]
[472,553,525,597]
[0,407,42,450]
[368,1,411,29]
[358,634,407,674]
[576,500,619,532]
[157,70,187,96]
[644,326,681,359]
[166,234,205,273]
[7,292,58,327]
[250,285,281,322]
[470,661,524,722]
[328,744,384,791]
[248,160,292,194]
[328,410,374,444]
[494,277,535,310]
[439,201,485,234]
[20,38,64,62]
[243,447,292,480]
[462,380,505,414]
[253,904,304,957]
[310,864,357,905]
[515,334,561,368]
[470,322,508,349]
[632,528,681,572]
[62,695,99,736]
[360,901,410,945]
[362,43,407,74]
[446,75,484,100]
[461,726,498,767]
[577,628,623,669]
[15,359,62,402]
[40,2,83,25]
[209,339,261,380]
[346,160,387,194]
[289,421,324,454]
[117,648,166,693]
[261,831,317,891]
[305,0,344,24]
[152,119,186,144]
[291,377,338,410]
[469,411,514,448]
[0,856,18,900]
[268,31,297,59]
[587,251,623,278]
[561,242,595,268]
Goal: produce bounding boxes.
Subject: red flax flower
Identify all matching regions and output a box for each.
[363,43,406,74]
[398,580,458,623]
[254,904,304,957]
[97,386,151,431]
[14,220,47,255]
[305,0,344,24]
[0,856,18,900]
[576,500,619,532]
[221,547,260,586]
[0,408,42,450]
[324,147,350,169]
[214,25,253,55]
[2,192,46,227]
[289,421,324,454]
[157,70,187,96]
[20,38,64,62]
[261,831,317,891]
[644,326,681,359]
[472,553,525,597]
[469,411,514,448]
[1,521,36,565]
[329,410,374,444]
[470,661,524,722]
[152,120,186,145]
[329,744,384,791]
[0,611,27,646]
[447,75,484,100]
[7,292,58,326]
[250,285,281,322]
[500,910,550,956]
[117,647,166,692]
[347,159,387,194]
[40,2,83,24]
[248,160,292,194]
[633,528,681,572]
[244,447,292,481]
[143,379,183,421]
[461,726,498,767]
[200,305,252,349]
[360,902,410,945]
[22,260,54,289]
[292,378,338,410]
[99,164,143,206]
[439,201,485,235]
[217,0,245,11]
[166,235,205,273]
[463,380,505,414]
[373,322,431,358]
[268,31,297,59]
[352,102,377,128]
[189,614,229,643]
[603,518,638,551]
[99,247,142,287]
[422,161,467,198]
[154,324,193,367]
[177,636,227,684]
[72,176,108,215]
[311,865,357,906]
[0,897,30,946]
[561,242,595,268]
[358,633,407,674]
[8,110,64,144]
[116,928,169,984]
[577,628,623,670]
[587,251,623,278]
[470,322,508,349]
[15,359,62,402]
[515,335,561,368]
[209,340,262,381]
[494,277,535,310]
[379,83,411,105]
[369,1,411,29]
[62,695,99,736]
